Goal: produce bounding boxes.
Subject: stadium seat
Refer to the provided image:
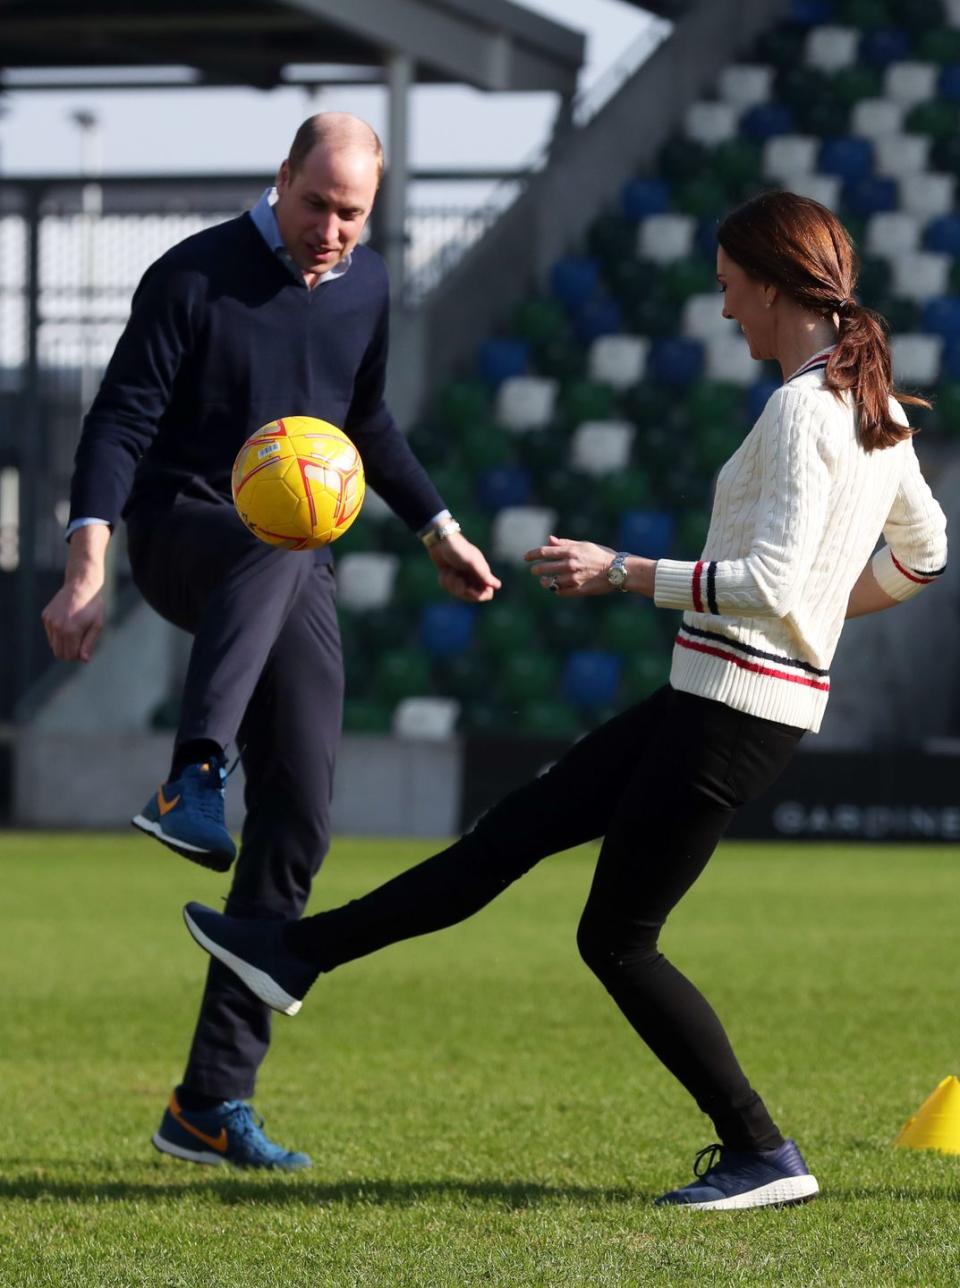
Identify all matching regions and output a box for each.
[939,63,960,102]
[898,172,956,217]
[556,378,617,425]
[569,420,634,475]
[659,136,710,184]
[563,649,622,710]
[477,338,528,388]
[600,600,664,653]
[837,0,893,27]
[499,650,561,705]
[335,552,399,612]
[681,294,733,341]
[683,101,739,146]
[884,60,939,104]
[748,376,782,422]
[458,423,513,473]
[595,469,655,514]
[395,555,446,607]
[492,506,556,562]
[437,379,492,432]
[516,699,581,738]
[805,26,861,71]
[850,97,905,136]
[550,256,601,310]
[342,698,392,734]
[924,213,960,256]
[915,25,960,63]
[710,138,764,196]
[830,62,884,107]
[782,174,843,208]
[791,0,836,22]
[512,297,571,348]
[906,99,960,140]
[874,133,932,176]
[619,509,676,559]
[572,295,622,345]
[720,64,775,108]
[890,333,944,383]
[647,337,705,385]
[392,696,460,740]
[374,649,432,704]
[921,294,960,338]
[620,177,672,219]
[739,102,796,140]
[844,175,899,217]
[587,214,639,271]
[865,211,922,256]
[891,253,951,301]
[638,214,696,263]
[819,135,874,181]
[860,28,912,68]
[419,603,476,663]
[763,134,819,179]
[659,257,717,305]
[673,177,728,221]
[705,334,756,385]
[495,376,557,431]
[588,335,649,389]
[476,465,532,511]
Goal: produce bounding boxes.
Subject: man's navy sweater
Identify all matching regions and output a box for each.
[69,213,445,540]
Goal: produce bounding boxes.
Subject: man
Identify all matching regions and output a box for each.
[41,113,499,1169]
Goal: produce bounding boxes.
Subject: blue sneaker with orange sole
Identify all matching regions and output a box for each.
[152,1090,311,1170]
[132,758,236,872]
[655,1139,819,1210]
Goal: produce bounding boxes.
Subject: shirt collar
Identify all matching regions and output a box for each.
[786,345,835,383]
[248,187,353,286]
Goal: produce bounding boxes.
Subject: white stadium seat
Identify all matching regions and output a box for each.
[569,421,635,476]
[495,376,557,431]
[865,212,922,258]
[392,696,460,741]
[850,98,905,138]
[682,293,732,341]
[873,133,931,178]
[335,552,399,612]
[890,252,951,303]
[719,65,774,109]
[763,135,819,180]
[947,0,960,26]
[637,213,696,264]
[890,335,943,387]
[492,506,557,562]
[899,173,956,219]
[684,101,738,146]
[884,62,938,107]
[778,174,842,209]
[588,335,649,390]
[805,27,859,72]
[705,334,755,386]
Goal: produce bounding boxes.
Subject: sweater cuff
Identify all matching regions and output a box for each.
[654,559,699,611]
[871,545,944,602]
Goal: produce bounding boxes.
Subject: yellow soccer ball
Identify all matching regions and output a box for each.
[231,416,365,550]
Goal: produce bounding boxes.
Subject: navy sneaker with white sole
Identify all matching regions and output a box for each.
[132,758,236,873]
[655,1139,819,1211]
[182,901,317,1016]
[152,1090,310,1169]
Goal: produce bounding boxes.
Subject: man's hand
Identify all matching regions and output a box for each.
[427,531,501,603]
[41,523,111,662]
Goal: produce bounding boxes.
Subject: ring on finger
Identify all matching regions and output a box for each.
[548,576,560,593]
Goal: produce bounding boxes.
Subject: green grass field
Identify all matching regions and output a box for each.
[1,833,959,1287]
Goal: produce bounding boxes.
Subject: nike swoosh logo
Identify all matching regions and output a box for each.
[170,1100,228,1153]
[157,788,181,816]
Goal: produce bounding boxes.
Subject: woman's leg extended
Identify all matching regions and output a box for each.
[284,687,679,970]
[575,691,803,1151]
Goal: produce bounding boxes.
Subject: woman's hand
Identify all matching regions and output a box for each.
[524,535,657,598]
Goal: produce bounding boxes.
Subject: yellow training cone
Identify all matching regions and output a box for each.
[894,1076,960,1155]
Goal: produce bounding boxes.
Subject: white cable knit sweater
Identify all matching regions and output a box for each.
[654,349,949,732]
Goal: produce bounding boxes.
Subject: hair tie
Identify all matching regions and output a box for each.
[838,296,857,315]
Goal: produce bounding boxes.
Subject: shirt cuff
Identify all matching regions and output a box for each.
[654,558,699,611]
[417,509,452,540]
[65,517,112,542]
[871,545,943,602]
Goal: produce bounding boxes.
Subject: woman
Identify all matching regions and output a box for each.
[181,192,948,1209]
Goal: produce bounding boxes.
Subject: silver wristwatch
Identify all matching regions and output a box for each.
[606,551,630,592]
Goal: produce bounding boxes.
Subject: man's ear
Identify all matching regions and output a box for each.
[276,159,291,193]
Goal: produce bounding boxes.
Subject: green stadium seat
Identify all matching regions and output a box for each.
[873,295,921,332]
[512,297,571,348]
[587,213,640,271]
[620,381,674,426]
[914,26,960,65]
[406,422,450,471]
[545,600,599,650]
[829,65,883,108]
[658,136,709,184]
[659,258,717,305]
[674,177,729,221]
[476,600,540,659]
[687,380,745,430]
[342,697,393,734]
[515,426,563,477]
[432,653,494,703]
[836,0,894,28]
[458,698,511,733]
[624,288,681,338]
[621,650,673,702]
[422,466,476,514]
[437,379,492,431]
[933,382,960,432]
[794,98,851,138]
[905,100,960,142]
[676,507,713,556]
[754,24,806,71]
[394,556,445,606]
[599,601,662,653]
[538,468,589,515]
[892,0,946,30]
[499,650,561,705]
[533,336,588,381]
[595,469,656,515]
[856,255,893,304]
[516,698,581,738]
[459,422,514,472]
[557,379,617,426]
[373,649,432,704]
[709,139,764,199]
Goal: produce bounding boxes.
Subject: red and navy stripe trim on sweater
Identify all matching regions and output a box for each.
[676,623,831,692]
[787,348,833,383]
[890,551,947,585]
[692,561,720,614]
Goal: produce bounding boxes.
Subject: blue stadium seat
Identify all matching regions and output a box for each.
[647,337,705,385]
[939,337,960,380]
[739,102,796,141]
[921,295,960,340]
[843,176,899,218]
[695,217,722,261]
[619,509,676,559]
[475,465,532,511]
[939,65,960,103]
[747,376,781,422]
[859,28,912,68]
[573,295,623,344]
[924,214,960,257]
[419,601,476,658]
[819,136,874,183]
[478,338,528,387]
[789,0,835,22]
[550,256,601,309]
[621,177,672,220]
[562,649,622,710]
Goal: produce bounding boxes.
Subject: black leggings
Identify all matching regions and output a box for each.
[287,686,803,1150]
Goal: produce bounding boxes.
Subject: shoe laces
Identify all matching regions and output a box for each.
[220,1101,287,1160]
[693,1142,723,1178]
[179,758,228,822]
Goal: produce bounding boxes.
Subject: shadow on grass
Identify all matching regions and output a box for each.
[0,1172,643,1207]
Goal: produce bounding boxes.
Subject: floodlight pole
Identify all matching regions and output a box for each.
[385,50,412,300]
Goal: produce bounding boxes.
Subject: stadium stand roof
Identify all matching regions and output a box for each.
[0,0,584,94]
